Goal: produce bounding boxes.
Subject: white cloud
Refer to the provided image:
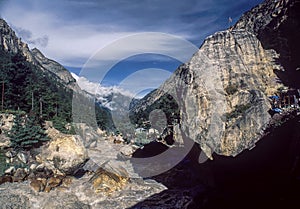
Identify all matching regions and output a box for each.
[71,72,135,109]
[71,72,132,96]
[0,0,263,69]
[71,67,171,102]
[78,32,199,84]
[0,0,216,68]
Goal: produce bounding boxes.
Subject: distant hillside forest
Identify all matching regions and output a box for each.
[0,47,114,133]
[129,93,180,129]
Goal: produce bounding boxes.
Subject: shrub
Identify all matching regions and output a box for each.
[134,133,151,147]
[52,116,76,134]
[0,151,10,175]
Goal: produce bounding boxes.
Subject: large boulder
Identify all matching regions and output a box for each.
[89,161,129,195]
[40,194,90,209]
[74,123,105,147]
[131,0,299,159]
[75,123,105,147]
[36,128,88,175]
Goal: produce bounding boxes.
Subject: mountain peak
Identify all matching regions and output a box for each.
[0,18,78,90]
[31,47,41,53]
[233,0,293,35]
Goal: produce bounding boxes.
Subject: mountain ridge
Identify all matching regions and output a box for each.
[0,18,78,91]
[0,18,115,133]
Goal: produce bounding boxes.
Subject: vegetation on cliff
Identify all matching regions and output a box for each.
[130,93,180,128]
[0,47,114,134]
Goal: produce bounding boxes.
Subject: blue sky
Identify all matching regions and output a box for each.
[0,0,263,91]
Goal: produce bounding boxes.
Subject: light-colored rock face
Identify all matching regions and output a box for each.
[135,30,281,158]
[0,19,37,64]
[233,0,290,35]
[0,192,30,209]
[234,0,300,87]
[132,0,296,159]
[0,114,15,148]
[36,128,89,175]
[74,123,105,147]
[178,30,281,158]
[0,113,15,131]
[0,19,23,54]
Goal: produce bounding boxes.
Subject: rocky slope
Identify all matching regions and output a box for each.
[0,18,78,91]
[0,113,167,208]
[132,0,300,158]
[0,125,167,209]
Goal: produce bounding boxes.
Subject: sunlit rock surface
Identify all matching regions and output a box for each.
[132,0,300,158]
[36,127,89,175]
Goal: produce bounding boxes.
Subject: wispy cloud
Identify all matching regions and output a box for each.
[118,68,172,97]
[0,0,263,68]
[12,26,49,48]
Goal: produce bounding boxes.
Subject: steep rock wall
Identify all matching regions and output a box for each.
[132,0,298,158]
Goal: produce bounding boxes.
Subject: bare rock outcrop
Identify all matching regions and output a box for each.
[0,192,30,209]
[233,0,300,87]
[132,0,300,158]
[0,113,15,148]
[89,161,129,194]
[173,29,280,158]
[36,127,89,175]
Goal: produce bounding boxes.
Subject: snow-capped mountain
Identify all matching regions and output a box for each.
[71,72,135,110]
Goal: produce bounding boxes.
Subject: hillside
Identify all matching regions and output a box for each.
[0,18,113,132]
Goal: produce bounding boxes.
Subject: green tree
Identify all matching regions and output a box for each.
[8,113,49,150]
[0,47,113,134]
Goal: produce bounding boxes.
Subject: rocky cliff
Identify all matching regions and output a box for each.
[31,48,77,87]
[132,0,300,158]
[0,19,36,63]
[0,18,78,91]
[233,0,300,87]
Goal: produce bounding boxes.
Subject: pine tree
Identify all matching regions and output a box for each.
[0,47,114,134]
[8,113,49,150]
